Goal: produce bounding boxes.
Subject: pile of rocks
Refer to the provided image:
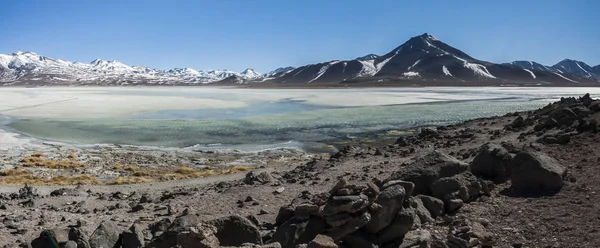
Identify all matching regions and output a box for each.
[267,143,568,248]
[30,214,277,248]
[267,151,489,248]
[508,93,600,143]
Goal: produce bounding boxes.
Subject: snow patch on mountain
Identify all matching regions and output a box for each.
[356,60,376,77]
[407,59,421,70]
[464,63,496,79]
[442,66,452,77]
[308,61,339,83]
[375,55,395,74]
[402,71,419,77]
[552,72,579,83]
[523,69,536,79]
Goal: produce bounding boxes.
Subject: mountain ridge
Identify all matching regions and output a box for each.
[1,33,598,86]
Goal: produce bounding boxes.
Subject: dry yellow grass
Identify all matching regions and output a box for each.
[67,153,78,159]
[20,155,85,169]
[0,169,102,185]
[107,176,154,185]
[113,164,122,170]
[163,165,253,180]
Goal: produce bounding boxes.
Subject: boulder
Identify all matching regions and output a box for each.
[326,211,371,240]
[470,143,513,182]
[68,227,90,248]
[340,232,378,248]
[364,182,406,234]
[31,229,70,248]
[63,241,78,248]
[386,151,468,196]
[209,215,263,246]
[148,215,217,248]
[589,101,600,112]
[419,128,439,138]
[245,171,275,185]
[89,221,121,248]
[538,132,571,145]
[416,195,444,218]
[510,116,525,129]
[510,150,566,192]
[377,207,417,245]
[121,223,146,248]
[272,217,326,248]
[321,195,369,216]
[398,229,432,248]
[411,197,434,224]
[174,223,220,248]
[307,234,337,248]
[430,172,481,203]
[149,218,172,236]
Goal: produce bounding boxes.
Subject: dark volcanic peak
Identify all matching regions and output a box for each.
[261,33,597,86]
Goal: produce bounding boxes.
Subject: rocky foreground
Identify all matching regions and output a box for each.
[2,94,600,247]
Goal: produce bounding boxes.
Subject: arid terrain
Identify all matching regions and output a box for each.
[1,94,600,248]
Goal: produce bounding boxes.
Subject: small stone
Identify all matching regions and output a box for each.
[259,209,269,215]
[130,204,144,212]
[447,199,464,212]
[307,234,338,248]
[274,187,285,194]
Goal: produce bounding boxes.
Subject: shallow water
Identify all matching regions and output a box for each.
[2,87,600,151]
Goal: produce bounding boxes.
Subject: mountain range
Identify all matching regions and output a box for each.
[1,33,598,86]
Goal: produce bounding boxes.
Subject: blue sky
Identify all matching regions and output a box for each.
[1,0,598,73]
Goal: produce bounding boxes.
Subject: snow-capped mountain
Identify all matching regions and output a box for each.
[263,67,295,77]
[260,33,592,85]
[356,54,379,61]
[0,51,260,85]
[240,68,262,79]
[506,61,560,73]
[508,59,600,81]
[551,59,598,79]
[1,34,598,86]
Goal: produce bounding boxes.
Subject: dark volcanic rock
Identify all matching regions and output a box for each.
[377,207,417,244]
[272,217,326,248]
[209,215,263,246]
[470,143,514,182]
[386,151,468,195]
[121,223,146,248]
[510,150,567,192]
[430,172,482,208]
[89,221,121,248]
[364,181,407,234]
[416,195,445,218]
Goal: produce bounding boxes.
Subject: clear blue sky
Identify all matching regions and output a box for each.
[1,0,598,73]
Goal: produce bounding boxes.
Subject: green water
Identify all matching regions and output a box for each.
[10,99,549,149]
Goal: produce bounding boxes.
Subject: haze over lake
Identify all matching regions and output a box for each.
[1,87,599,151]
